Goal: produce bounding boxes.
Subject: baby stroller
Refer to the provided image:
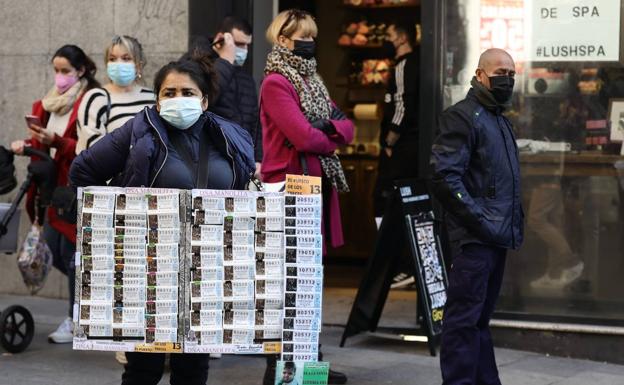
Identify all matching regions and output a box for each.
[0,145,55,353]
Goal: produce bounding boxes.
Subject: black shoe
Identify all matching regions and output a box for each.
[317,347,348,384]
[263,354,278,385]
[328,368,348,384]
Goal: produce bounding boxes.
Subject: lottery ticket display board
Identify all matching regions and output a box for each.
[72,184,323,357]
[73,187,183,353]
[183,189,285,354]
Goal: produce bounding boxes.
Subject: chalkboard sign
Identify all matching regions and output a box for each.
[340,178,448,355]
[405,213,447,335]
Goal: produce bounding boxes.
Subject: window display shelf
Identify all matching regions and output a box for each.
[336,82,386,90]
[342,1,419,9]
[338,43,384,49]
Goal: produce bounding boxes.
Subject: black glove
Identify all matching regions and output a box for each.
[330,106,347,120]
[310,119,337,135]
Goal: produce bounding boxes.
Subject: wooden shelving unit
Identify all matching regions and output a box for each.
[342,0,419,9]
[338,43,384,49]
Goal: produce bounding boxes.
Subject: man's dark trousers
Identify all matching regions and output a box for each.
[440,243,507,385]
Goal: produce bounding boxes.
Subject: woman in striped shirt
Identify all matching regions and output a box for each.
[76,35,155,153]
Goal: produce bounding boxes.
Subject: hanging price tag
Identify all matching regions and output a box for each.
[284,175,322,195]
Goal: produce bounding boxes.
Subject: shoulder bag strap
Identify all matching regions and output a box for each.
[299,153,309,176]
[197,127,210,189]
[169,126,211,189]
[168,133,198,184]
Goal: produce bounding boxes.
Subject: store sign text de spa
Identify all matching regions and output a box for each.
[529,0,621,61]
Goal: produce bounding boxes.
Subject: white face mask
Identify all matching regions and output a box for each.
[234,47,248,66]
[158,97,203,130]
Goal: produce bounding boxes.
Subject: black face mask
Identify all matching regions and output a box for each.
[488,75,515,104]
[292,40,316,59]
[381,40,396,58]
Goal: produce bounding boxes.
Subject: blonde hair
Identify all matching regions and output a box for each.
[105,35,146,69]
[266,9,317,45]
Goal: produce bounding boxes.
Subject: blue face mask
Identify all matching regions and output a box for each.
[107,62,136,86]
[234,47,248,66]
[159,97,203,130]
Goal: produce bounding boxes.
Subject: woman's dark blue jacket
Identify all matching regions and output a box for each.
[69,106,255,189]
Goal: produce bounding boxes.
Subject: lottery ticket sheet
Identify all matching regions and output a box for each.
[72,187,324,357]
[281,194,323,362]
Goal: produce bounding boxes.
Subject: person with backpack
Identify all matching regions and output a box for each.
[70,51,255,385]
[10,44,100,343]
[76,35,155,153]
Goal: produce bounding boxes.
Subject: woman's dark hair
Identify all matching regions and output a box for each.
[153,50,219,104]
[52,44,100,90]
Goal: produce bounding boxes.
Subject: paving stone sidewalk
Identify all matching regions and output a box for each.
[0,293,623,385]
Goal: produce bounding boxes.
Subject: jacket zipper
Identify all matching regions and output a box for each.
[497,115,517,248]
[218,124,237,189]
[146,111,169,187]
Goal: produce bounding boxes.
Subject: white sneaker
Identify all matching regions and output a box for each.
[530,274,563,290]
[48,317,74,344]
[530,263,584,291]
[561,262,584,284]
[391,274,416,289]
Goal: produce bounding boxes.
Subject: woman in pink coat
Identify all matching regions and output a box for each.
[260,9,354,250]
[259,9,353,385]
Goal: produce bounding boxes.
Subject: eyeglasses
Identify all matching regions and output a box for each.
[278,9,312,37]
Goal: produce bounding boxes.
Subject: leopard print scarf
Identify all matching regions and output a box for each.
[265,45,349,193]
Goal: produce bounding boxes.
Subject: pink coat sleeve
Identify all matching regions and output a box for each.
[261,74,351,154]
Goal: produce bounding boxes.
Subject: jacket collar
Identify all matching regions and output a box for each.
[466,88,505,116]
[145,105,171,143]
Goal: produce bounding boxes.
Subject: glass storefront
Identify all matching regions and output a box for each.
[441,0,624,324]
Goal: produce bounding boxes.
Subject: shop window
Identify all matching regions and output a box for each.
[442,0,624,323]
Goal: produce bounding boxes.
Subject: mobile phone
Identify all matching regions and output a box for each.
[25,115,43,130]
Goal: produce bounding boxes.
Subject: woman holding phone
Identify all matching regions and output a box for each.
[10,44,100,344]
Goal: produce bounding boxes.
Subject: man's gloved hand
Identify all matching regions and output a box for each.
[330,106,347,120]
[310,119,337,135]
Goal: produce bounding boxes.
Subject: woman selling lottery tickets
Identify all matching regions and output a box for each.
[259,9,354,385]
[70,52,255,385]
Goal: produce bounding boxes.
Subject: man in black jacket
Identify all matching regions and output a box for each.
[373,21,420,288]
[431,48,523,385]
[211,16,262,174]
